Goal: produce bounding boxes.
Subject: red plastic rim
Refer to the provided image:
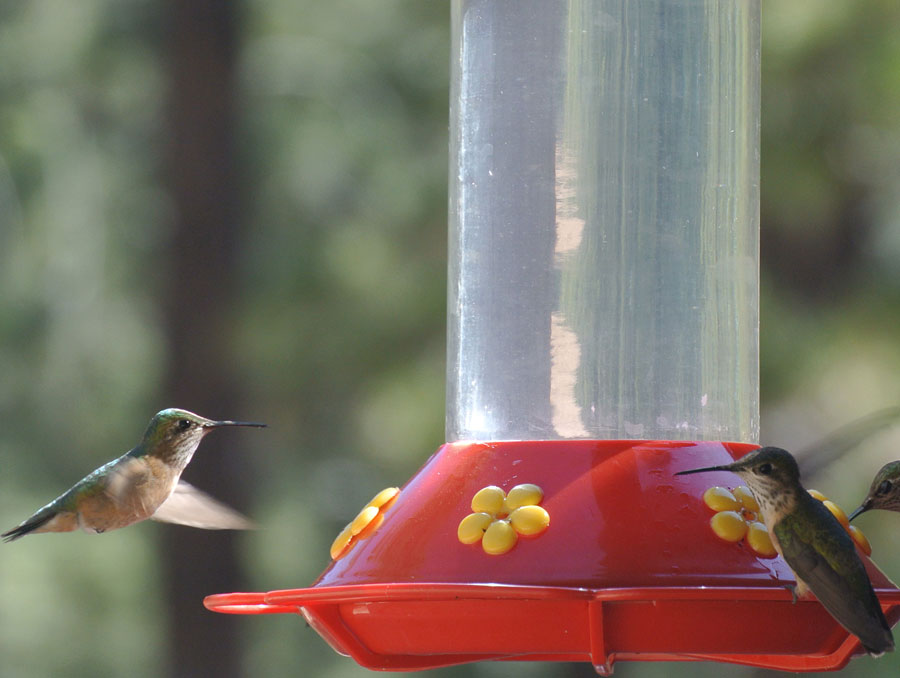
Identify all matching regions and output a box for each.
[205,441,900,673]
[205,582,900,672]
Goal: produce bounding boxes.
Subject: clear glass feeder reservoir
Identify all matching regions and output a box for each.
[206,0,900,672]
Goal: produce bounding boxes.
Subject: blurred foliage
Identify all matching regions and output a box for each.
[1,1,900,677]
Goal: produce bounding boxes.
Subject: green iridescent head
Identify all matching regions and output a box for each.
[849,460,900,522]
[138,408,266,467]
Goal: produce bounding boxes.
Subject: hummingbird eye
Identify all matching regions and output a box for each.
[877,480,893,496]
[177,419,192,431]
[757,462,773,475]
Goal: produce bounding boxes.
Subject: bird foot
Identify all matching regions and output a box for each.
[785,584,798,604]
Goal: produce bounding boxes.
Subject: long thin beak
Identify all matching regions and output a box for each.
[204,420,267,429]
[847,501,869,523]
[675,464,734,476]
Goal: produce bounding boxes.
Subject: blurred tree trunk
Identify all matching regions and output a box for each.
[162,2,248,677]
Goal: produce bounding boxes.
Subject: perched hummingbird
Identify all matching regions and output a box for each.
[2,408,265,542]
[849,461,900,522]
[676,446,894,657]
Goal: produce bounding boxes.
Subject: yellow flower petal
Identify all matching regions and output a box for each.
[710,510,748,542]
[509,505,550,536]
[746,521,777,557]
[357,511,385,540]
[350,505,379,535]
[702,486,740,512]
[849,524,872,557]
[471,486,506,515]
[368,487,400,509]
[457,512,493,544]
[482,520,517,555]
[330,524,354,560]
[505,484,544,511]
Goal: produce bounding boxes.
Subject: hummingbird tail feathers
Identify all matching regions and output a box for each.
[863,632,895,657]
[864,644,893,658]
[1,508,58,542]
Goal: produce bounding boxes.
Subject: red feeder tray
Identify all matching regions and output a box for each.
[206,440,900,673]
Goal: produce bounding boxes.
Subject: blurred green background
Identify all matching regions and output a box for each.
[2,1,900,677]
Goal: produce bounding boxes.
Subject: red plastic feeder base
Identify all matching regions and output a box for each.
[205,440,900,673]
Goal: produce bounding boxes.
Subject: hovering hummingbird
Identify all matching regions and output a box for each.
[676,446,894,657]
[2,408,265,542]
[849,461,900,522]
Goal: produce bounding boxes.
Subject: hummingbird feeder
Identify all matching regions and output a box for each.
[206,0,900,672]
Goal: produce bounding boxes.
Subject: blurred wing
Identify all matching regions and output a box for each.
[797,406,900,478]
[105,456,157,516]
[151,480,254,530]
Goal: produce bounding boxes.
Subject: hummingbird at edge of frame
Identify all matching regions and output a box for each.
[676,446,894,657]
[849,461,900,523]
[2,408,266,542]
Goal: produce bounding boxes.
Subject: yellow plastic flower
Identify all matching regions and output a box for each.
[458,483,549,555]
[701,485,775,557]
[699,485,872,558]
[330,487,400,560]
